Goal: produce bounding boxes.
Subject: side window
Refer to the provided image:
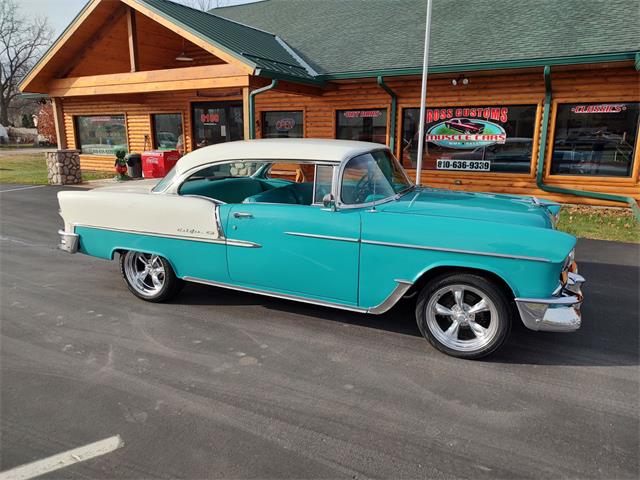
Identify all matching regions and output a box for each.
[266,162,314,183]
[177,162,266,204]
[313,165,333,204]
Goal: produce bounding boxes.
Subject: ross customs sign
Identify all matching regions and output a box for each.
[425,107,509,149]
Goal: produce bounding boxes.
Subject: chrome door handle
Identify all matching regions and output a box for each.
[233,212,254,219]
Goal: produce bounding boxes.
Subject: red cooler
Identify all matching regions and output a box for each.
[142,150,181,178]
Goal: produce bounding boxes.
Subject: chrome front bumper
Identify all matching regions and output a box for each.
[515,272,585,332]
[58,229,79,253]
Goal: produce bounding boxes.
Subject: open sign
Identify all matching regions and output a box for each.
[276,117,296,131]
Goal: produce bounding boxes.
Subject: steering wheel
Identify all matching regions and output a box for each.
[353,173,374,204]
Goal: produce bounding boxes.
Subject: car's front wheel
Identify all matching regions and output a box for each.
[416,273,511,359]
[120,251,183,302]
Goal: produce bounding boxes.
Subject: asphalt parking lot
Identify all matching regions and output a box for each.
[1,184,638,479]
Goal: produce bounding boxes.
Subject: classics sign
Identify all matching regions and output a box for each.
[425,107,509,149]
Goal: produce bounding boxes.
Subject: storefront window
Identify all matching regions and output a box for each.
[401,105,537,173]
[336,109,387,144]
[262,111,303,138]
[550,103,639,177]
[152,113,183,154]
[75,115,127,155]
[192,102,243,149]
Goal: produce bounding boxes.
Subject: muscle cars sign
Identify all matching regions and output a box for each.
[425,107,509,150]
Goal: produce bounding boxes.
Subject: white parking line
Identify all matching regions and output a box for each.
[0,435,124,480]
[0,185,45,193]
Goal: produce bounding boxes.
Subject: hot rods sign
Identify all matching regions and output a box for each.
[425,107,509,149]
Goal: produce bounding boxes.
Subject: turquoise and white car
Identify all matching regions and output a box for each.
[57,139,584,359]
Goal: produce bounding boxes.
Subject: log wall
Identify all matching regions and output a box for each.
[59,63,640,206]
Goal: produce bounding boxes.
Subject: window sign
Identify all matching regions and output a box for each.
[152,113,183,154]
[75,115,127,155]
[262,111,303,138]
[550,102,639,177]
[192,102,243,149]
[402,105,537,173]
[336,109,387,144]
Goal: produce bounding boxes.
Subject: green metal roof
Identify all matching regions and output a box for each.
[135,0,318,82]
[214,0,640,78]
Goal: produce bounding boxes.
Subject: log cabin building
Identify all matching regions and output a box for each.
[20,0,640,207]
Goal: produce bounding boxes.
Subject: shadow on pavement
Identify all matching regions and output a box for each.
[173,258,639,368]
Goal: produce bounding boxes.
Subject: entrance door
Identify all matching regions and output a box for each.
[192,102,243,149]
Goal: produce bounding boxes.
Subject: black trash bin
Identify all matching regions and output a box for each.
[125,153,142,178]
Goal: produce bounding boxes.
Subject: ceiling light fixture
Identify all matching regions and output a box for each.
[175,39,193,62]
[452,74,469,86]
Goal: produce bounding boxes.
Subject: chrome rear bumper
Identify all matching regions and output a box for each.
[58,229,79,253]
[515,272,585,332]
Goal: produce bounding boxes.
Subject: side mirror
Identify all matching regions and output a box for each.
[322,193,336,211]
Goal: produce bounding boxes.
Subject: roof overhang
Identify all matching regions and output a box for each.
[19,0,257,94]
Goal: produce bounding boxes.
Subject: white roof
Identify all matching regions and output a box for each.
[175,139,386,174]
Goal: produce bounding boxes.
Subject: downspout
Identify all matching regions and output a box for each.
[248,79,278,139]
[377,76,397,152]
[536,66,640,221]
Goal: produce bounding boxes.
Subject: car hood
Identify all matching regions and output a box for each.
[91,179,159,194]
[379,188,557,228]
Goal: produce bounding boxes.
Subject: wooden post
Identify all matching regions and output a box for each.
[127,7,139,72]
[242,86,251,140]
[51,97,67,150]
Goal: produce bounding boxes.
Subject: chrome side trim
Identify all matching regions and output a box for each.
[226,239,262,248]
[361,239,552,263]
[181,277,414,315]
[182,276,367,313]
[74,224,226,245]
[367,279,413,314]
[284,231,359,243]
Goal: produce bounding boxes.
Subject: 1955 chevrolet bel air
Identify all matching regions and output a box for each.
[57,139,585,359]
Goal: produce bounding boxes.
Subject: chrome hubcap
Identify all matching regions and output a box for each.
[123,252,165,296]
[426,284,499,352]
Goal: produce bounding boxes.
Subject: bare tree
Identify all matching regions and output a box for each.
[179,0,229,11]
[0,0,53,126]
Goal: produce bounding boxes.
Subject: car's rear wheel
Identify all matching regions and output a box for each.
[416,273,511,359]
[120,251,183,302]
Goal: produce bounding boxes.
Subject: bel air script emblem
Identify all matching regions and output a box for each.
[425,118,507,149]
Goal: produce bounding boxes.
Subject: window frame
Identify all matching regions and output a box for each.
[336,148,414,210]
[334,107,390,145]
[546,99,640,180]
[260,109,305,139]
[398,102,543,178]
[150,112,185,152]
[73,113,129,156]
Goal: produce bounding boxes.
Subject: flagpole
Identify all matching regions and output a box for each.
[415,0,433,186]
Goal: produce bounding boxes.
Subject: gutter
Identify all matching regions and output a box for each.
[319,52,638,81]
[376,76,397,152]
[248,79,278,139]
[535,66,640,221]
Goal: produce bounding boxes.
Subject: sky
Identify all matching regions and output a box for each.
[19,0,259,37]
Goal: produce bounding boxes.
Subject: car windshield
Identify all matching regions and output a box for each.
[340,149,413,205]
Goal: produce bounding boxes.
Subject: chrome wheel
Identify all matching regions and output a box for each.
[425,284,499,352]
[123,251,166,297]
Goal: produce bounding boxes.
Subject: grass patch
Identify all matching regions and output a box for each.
[0,152,112,184]
[557,206,639,244]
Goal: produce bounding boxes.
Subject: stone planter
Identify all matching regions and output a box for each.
[46,150,82,185]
